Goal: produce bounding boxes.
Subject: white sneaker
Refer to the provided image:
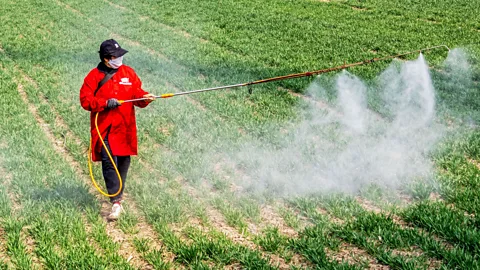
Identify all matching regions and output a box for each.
[108,203,123,220]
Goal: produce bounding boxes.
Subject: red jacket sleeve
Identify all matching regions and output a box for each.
[131,71,150,108]
[80,70,107,112]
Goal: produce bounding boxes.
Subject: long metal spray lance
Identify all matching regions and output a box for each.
[120,45,450,104]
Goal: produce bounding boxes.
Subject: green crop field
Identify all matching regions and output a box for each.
[1,0,480,269]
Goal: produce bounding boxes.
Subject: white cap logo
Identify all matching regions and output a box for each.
[115,43,119,48]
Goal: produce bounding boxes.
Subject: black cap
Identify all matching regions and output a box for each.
[99,39,128,58]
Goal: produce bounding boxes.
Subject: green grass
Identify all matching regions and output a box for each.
[0,0,479,268]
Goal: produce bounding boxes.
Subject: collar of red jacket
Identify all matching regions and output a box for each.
[97,62,118,75]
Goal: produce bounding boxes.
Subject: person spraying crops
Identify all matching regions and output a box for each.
[80,39,155,220]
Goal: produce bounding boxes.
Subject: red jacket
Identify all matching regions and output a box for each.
[80,64,150,161]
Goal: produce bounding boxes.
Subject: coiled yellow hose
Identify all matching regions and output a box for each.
[88,112,122,197]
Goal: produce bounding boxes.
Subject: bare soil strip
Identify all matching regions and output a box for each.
[0,227,13,268]
[0,64,26,267]
[351,6,368,11]
[284,86,340,116]
[102,0,126,10]
[328,242,386,270]
[315,207,345,225]
[21,226,44,269]
[355,197,383,214]
[259,204,298,238]
[16,81,78,171]
[392,248,442,269]
[467,157,480,171]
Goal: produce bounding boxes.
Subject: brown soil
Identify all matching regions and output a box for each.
[355,197,383,214]
[428,192,443,202]
[328,242,386,269]
[21,226,43,269]
[259,204,298,238]
[315,207,345,225]
[467,157,480,170]
[0,227,13,268]
[391,248,442,269]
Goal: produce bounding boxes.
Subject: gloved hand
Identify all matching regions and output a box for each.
[106,98,121,109]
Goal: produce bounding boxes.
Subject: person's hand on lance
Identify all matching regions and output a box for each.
[143,93,156,103]
[106,98,121,109]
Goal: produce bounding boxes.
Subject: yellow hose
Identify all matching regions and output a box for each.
[88,112,123,197]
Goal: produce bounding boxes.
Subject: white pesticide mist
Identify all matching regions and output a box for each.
[444,48,471,79]
[227,53,457,196]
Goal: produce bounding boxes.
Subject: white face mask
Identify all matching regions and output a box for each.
[108,56,123,69]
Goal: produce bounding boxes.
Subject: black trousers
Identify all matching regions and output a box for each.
[100,136,130,203]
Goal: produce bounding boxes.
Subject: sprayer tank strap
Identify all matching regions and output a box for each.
[94,71,117,96]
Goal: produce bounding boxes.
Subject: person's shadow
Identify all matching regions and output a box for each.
[27,181,110,219]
